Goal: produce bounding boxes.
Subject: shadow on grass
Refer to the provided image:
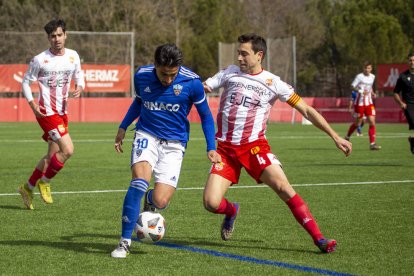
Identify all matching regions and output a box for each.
[0,205,24,210]
[152,236,316,254]
[0,232,318,255]
[0,233,148,255]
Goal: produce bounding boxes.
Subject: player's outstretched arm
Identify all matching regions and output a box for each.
[294,100,352,156]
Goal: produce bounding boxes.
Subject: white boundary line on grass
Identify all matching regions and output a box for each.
[0,133,411,143]
[1,179,413,196]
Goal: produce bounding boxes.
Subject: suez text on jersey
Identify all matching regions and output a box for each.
[47,78,70,88]
[229,93,262,108]
[143,101,180,112]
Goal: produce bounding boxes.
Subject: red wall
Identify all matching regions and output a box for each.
[0,97,404,123]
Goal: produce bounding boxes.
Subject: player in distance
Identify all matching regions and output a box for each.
[18,19,84,210]
[345,61,381,150]
[203,33,352,253]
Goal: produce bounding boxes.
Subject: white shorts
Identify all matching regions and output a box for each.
[131,130,185,188]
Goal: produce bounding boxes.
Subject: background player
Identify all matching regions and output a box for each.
[111,43,221,258]
[345,61,381,150]
[18,19,84,210]
[393,52,414,154]
[203,33,352,253]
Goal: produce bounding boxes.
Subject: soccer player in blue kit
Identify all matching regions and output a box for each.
[111,43,221,258]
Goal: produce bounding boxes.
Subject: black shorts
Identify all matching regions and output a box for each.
[404,103,414,130]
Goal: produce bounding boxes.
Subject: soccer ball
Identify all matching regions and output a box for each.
[135,211,166,244]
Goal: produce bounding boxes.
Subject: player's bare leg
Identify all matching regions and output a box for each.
[203,174,238,240]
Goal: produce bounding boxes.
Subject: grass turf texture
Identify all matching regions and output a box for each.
[0,122,413,275]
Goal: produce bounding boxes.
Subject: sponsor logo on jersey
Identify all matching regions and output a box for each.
[143,101,180,112]
[228,81,270,96]
[144,86,151,93]
[173,84,183,96]
[229,93,262,108]
[250,146,261,155]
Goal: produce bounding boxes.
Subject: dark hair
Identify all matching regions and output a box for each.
[238,33,267,59]
[363,61,372,67]
[44,19,66,35]
[154,43,184,67]
[408,52,414,59]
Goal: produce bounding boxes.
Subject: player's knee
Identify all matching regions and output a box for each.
[203,198,218,213]
[153,197,169,210]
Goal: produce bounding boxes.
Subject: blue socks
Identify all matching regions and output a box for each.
[121,178,149,239]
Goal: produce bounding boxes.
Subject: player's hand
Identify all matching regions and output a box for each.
[207,150,222,163]
[400,103,407,110]
[203,82,213,93]
[30,102,46,118]
[334,136,352,157]
[71,85,83,98]
[114,128,126,153]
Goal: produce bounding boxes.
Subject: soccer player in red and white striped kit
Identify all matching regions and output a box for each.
[203,33,352,253]
[18,19,84,210]
[345,61,381,150]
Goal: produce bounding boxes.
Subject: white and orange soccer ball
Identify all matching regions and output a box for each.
[135,211,166,244]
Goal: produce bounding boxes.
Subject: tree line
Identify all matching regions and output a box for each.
[0,0,413,97]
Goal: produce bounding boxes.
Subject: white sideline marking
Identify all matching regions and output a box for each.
[0,133,410,143]
[2,180,414,196]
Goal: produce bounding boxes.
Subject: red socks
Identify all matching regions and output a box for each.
[347,123,358,137]
[287,194,323,243]
[28,168,43,186]
[44,153,64,180]
[369,125,376,144]
[214,198,236,217]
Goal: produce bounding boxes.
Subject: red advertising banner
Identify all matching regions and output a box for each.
[0,64,131,93]
[377,63,408,91]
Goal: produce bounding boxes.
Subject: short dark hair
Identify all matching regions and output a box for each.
[363,61,372,67]
[408,52,414,59]
[154,43,184,67]
[44,19,66,35]
[238,33,267,60]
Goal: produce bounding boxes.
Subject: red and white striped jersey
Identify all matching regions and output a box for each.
[22,48,85,116]
[351,73,375,106]
[205,65,295,145]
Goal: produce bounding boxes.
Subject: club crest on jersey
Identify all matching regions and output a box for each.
[214,162,224,171]
[69,56,75,63]
[265,79,273,86]
[58,124,66,133]
[250,146,261,155]
[173,84,183,96]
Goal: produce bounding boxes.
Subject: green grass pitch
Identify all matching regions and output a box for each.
[0,122,413,275]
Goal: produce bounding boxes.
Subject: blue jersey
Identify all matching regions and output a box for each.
[119,65,215,151]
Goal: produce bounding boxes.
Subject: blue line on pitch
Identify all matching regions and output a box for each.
[153,241,355,276]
